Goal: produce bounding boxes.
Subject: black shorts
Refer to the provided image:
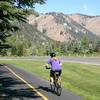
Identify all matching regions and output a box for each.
[50,70,62,77]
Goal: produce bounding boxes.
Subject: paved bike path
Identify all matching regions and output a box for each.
[0,64,84,100]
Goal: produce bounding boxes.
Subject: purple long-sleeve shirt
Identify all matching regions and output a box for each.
[48,58,62,71]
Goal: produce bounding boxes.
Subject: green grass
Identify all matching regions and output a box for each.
[0,60,100,100]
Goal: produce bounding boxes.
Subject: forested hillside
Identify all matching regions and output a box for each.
[0,0,100,56]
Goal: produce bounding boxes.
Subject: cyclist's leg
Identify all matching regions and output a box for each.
[50,70,54,85]
[58,70,62,85]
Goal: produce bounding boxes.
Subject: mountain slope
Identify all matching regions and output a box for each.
[15,21,54,45]
[69,13,100,36]
[28,13,100,42]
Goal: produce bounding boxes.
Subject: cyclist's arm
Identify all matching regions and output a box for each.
[59,63,62,66]
[45,64,50,69]
[45,59,51,69]
[59,60,62,66]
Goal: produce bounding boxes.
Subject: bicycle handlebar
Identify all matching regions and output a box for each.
[44,64,51,69]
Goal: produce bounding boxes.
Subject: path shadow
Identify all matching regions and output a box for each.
[37,86,56,95]
[0,65,41,100]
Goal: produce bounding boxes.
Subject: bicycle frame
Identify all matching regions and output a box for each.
[45,65,62,95]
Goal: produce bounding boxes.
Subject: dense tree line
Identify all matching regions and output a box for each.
[0,35,99,56]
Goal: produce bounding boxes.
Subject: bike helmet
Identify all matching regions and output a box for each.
[50,51,56,57]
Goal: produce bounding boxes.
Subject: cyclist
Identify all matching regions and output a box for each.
[45,51,62,85]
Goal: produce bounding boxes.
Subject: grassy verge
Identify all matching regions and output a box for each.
[0,60,100,100]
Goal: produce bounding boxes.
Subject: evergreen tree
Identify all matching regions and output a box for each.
[0,0,46,44]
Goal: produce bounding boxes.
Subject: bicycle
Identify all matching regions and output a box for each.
[50,71,62,96]
[45,66,62,96]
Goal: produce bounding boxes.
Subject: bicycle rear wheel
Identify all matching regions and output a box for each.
[57,86,62,96]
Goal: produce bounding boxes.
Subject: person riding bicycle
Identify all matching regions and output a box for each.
[45,51,62,85]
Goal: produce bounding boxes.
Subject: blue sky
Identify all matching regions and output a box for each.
[35,0,100,16]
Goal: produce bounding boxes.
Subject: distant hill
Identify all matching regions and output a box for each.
[14,13,100,45]
[69,13,100,36]
[5,12,100,56]
[15,18,54,46]
[27,12,100,43]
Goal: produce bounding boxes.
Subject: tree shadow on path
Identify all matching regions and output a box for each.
[0,65,42,100]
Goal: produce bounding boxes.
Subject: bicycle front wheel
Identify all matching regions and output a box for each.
[50,84,55,92]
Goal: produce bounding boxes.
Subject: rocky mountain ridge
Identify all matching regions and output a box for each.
[27,12,100,42]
